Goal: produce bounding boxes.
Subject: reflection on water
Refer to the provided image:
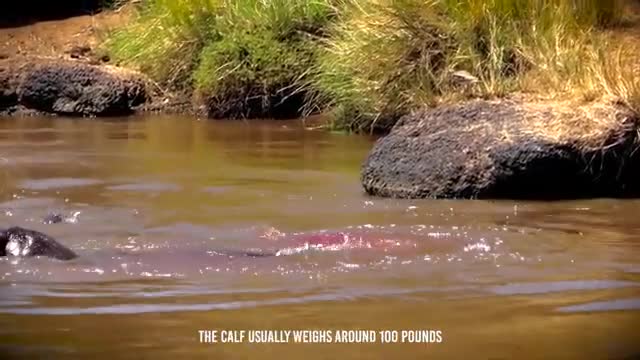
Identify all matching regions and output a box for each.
[0,115,639,359]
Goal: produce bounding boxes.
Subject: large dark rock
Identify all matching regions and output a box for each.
[362,99,640,199]
[0,71,18,110]
[0,61,24,110]
[17,60,147,116]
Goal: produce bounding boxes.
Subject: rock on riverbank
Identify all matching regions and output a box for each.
[362,99,640,199]
[0,57,148,116]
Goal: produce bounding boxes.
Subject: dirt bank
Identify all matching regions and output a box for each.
[0,3,194,117]
[0,3,130,60]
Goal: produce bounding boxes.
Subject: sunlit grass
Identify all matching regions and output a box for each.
[105,0,337,117]
[104,0,221,88]
[309,0,631,132]
[192,0,336,118]
[104,0,637,130]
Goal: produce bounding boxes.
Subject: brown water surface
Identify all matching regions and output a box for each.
[0,115,638,359]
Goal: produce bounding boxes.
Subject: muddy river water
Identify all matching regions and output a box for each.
[0,116,638,359]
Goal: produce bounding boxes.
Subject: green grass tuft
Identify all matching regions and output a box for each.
[193,0,336,118]
[104,0,221,88]
[105,0,337,117]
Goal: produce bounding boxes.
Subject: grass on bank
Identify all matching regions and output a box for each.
[193,0,335,118]
[104,0,219,88]
[104,0,640,131]
[105,0,337,118]
[310,0,639,132]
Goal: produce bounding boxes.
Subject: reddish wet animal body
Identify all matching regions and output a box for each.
[269,230,417,256]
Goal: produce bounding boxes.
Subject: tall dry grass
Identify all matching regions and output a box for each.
[309,0,632,132]
[104,0,638,129]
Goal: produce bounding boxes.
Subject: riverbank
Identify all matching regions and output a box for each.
[0,2,193,117]
[2,1,639,126]
[2,1,640,200]
[103,0,640,132]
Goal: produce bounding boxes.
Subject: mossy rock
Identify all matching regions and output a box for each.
[1,57,148,116]
[362,99,640,199]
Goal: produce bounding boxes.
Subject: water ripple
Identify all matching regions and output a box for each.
[19,178,103,190]
[490,280,640,295]
[557,298,640,313]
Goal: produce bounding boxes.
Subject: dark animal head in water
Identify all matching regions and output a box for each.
[0,227,77,260]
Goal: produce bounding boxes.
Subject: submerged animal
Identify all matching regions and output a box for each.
[0,227,78,260]
[0,226,270,261]
[0,224,398,261]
